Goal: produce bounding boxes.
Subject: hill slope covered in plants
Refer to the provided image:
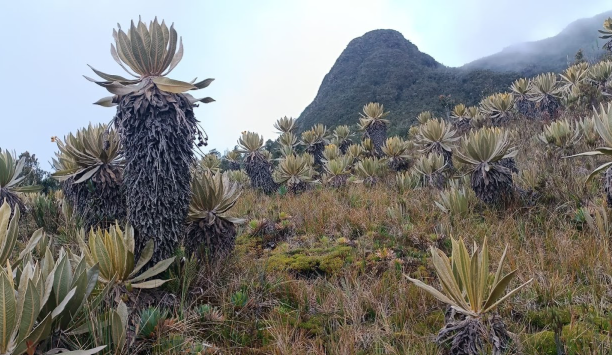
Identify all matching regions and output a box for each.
[296,29,520,134]
[297,11,610,134]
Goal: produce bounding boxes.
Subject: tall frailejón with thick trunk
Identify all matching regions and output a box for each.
[86,17,214,263]
[358,103,389,157]
[237,132,278,195]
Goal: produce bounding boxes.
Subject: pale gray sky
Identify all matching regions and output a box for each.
[1,0,610,167]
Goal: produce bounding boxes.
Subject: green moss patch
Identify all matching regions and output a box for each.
[266,245,354,275]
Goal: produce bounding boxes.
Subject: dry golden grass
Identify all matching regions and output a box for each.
[22,118,612,354]
[177,118,612,354]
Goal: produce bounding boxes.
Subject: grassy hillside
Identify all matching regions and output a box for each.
[20,119,612,353]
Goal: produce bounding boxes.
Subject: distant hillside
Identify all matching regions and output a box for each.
[461,10,612,76]
[297,30,519,134]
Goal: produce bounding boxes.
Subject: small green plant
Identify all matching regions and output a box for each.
[415,118,459,164]
[479,92,515,124]
[538,118,580,150]
[197,304,213,318]
[354,157,387,186]
[22,192,61,233]
[231,289,249,308]
[138,307,168,339]
[413,153,446,189]
[434,185,472,217]
[166,247,199,312]
[78,222,175,289]
[406,237,533,355]
[197,304,224,322]
[395,171,422,193]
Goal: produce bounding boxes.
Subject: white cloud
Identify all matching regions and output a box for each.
[0,0,610,165]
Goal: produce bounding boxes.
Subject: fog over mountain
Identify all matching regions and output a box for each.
[296,10,612,134]
[461,10,612,76]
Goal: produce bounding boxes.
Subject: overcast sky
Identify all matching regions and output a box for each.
[1,0,611,168]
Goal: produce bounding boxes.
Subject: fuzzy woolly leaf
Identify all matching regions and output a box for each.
[130,257,175,283]
[131,279,171,289]
[152,76,196,93]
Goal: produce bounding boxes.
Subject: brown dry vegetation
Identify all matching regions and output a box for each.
[47,116,609,354]
[16,103,612,354]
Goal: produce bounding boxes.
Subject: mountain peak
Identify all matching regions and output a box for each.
[297,11,609,134]
[339,29,440,69]
[349,29,417,51]
[296,29,514,133]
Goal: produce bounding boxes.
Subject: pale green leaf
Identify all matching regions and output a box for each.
[130,257,175,283]
[52,287,76,318]
[0,272,16,352]
[129,240,153,278]
[130,279,171,289]
[93,96,117,107]
[152,77,196,93]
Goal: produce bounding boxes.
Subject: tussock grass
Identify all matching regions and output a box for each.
[108,117,611,353]
[22,117,612,353]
